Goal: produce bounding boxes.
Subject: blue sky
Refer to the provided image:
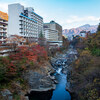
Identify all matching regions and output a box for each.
[0,0,100,29]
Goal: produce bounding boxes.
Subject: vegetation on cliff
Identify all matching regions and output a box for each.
[70,24,100,100]
[0,45,48,99]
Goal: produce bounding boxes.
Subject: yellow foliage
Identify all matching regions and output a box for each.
[75,59,80,65]
[80,50,91,56]
[29,42,38,47]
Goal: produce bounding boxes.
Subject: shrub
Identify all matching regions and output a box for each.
[91,48,100,56]
[0,45,48,88]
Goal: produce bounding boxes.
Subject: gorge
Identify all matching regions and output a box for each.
[28,45,78,100]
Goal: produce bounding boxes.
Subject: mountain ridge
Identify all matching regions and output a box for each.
[63,24,98,36]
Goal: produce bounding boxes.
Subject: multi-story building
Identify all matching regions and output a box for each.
[8,3,43,42]
[43,21,62,47]
[79,30,87,37]
[0,11,8,44]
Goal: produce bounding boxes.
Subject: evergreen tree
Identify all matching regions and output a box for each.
[38,31,46,46]
[97,23,100,32]
[39,31,44,38]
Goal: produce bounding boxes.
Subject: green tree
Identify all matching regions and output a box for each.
[97,23,100,32]
[38,31,46,46]
[39,31,44,38]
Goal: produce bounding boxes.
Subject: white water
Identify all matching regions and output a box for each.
[56,68,62,74]
[51,66,71,100]
[51,46,77,100]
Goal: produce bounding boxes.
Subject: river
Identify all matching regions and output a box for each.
[51,67,71,100]
[29,46,77,100]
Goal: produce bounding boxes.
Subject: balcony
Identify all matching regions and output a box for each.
[0,21,8,25]
[0,34,7,37]
[0,34,3,37]
[20,27,23,29]
[0,38,6,41]
[20,29,24,33]
[19,17,23,21]
[0,26,7,30]
[19,25,24,29]
[0,25,4,29]
[19,22,23,25]
[0,30,7,33]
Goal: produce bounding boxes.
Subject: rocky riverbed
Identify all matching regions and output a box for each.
[51,46,78,74]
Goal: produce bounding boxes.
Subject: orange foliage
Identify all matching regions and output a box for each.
[10,45,48,63]
[75,59,80,65]
[0,11,8,21]
[80,50,91,56]
[6,35,26,44]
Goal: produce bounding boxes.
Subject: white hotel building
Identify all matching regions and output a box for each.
[43,21,63,47]
[8,3,43,42]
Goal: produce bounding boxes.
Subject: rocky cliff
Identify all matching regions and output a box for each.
[63,24,98,37]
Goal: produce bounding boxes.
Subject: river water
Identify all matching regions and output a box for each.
[51,46,77,100]
[51,68,71,100]
[29,46,77,100]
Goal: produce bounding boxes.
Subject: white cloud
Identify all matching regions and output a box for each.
[0,1,99,29]
[60,16,100,29]
[0,3,8,13]
[0,1,29,13]
[66,16,100,24]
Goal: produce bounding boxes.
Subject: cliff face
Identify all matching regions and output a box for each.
[0,61,56,100]
[69,51,100,100]
[23,61,56,92]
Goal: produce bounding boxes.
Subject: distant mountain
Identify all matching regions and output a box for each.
[63,24,98,37]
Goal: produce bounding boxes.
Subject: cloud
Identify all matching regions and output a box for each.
[0,0,29,13]
[0,1,99,29]
[66,16,100,24]
[60,16,100,29]
[0,3,8,12]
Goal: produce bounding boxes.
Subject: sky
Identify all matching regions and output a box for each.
[0,0,100,29]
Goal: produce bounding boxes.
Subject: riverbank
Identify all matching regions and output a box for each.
[0,45,57,100]
[0,60,57,100]
[0,44,80,100]
[67,30,100,100]
[67,49,100,100]
[24,45,77,100]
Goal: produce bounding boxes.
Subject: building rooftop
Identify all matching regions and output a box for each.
[20,13,37,23]
[44,20,62,27]
[32,11,43,19]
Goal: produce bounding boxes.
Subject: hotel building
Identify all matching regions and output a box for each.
[0,11,8,44]
[43,21,62,47]
[8,3,43,42]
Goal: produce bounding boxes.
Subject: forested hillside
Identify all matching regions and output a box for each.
[70,24,100,100]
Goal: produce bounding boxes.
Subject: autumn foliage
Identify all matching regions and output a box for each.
[10,45,47,62]
[0,45,48,82]
[0,11,8,21]
[70,24,100,100]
